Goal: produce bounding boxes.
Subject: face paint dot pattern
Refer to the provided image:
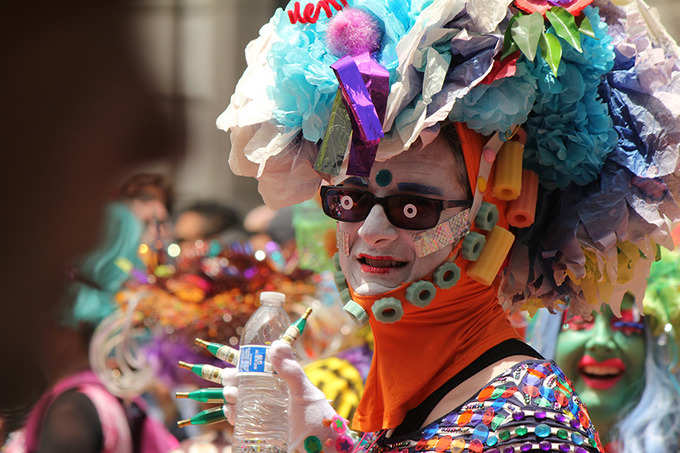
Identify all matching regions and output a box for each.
[375,169,392,187]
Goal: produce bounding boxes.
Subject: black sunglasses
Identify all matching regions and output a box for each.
[320,186,471,230]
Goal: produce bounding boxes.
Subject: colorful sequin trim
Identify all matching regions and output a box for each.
[368,360,602,453]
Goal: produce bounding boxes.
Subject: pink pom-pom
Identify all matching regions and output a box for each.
[326,8,382,57]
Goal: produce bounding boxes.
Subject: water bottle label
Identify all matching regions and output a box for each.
[237,345,273,375]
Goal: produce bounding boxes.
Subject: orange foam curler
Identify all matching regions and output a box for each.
[507,170,539,228]
[492,141,524,201]
[468,226,515,286]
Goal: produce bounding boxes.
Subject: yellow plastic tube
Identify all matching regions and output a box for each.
[468,226,515,286]
[492,141,524,201]
[507,170,539,228]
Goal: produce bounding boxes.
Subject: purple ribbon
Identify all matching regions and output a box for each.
[331,52,389,176]
[354,52,389,123]
[547,0,576,6]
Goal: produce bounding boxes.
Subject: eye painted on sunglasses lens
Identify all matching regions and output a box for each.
[320,185,471,230]
[340,195,354,210]
[403,203,418,218]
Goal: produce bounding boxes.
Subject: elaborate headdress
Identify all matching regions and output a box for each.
[218,0,680,317]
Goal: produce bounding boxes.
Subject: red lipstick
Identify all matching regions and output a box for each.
[578,355,626,390]
[357,254,407,274]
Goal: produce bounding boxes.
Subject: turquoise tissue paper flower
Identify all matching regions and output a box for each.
[523,6,617,190]
[452,7,617,190]
[449,59,538,136]
[267,0,432,142]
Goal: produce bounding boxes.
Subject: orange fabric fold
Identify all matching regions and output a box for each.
[349,266,520,432]
[349,123,520,432]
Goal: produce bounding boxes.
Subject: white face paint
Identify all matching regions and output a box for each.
[338,134,469,296]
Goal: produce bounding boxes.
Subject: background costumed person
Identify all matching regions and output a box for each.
[5,202,179,453]
[528,245,680,453]
[198,0,680,451]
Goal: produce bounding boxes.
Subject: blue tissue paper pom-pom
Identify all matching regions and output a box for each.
[523,6,617,190]
[267,0,432,143]
[449,59,538,136]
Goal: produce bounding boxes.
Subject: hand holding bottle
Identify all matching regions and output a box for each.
[178,292,362,453]
[197,339,352,453]
[269,339,355,453]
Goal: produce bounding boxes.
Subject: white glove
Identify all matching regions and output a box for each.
[219,366,238,425]
[220,340,357,453]
[270,340,356,453]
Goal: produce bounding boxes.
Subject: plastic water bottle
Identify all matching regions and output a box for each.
[233,291,291,453]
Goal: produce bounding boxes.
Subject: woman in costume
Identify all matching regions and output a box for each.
[529,248,680,453]
[207,0,680,451]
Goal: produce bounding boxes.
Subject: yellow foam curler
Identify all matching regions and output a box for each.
[468,226,515,286]
[507,170,539,228]
[492,141,524,201]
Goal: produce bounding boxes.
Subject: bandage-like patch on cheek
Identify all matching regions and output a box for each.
[337,229,351,257]
[411,209,470,257]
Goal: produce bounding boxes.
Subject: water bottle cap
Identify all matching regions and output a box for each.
[260,291,285,306]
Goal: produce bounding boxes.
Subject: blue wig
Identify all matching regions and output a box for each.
[65,202,143,326]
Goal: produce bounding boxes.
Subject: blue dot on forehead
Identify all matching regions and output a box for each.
[376,169,392,187]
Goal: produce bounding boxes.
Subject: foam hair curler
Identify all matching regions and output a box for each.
[405,280,437,308]
[372,297,403,323]
[507,170,539,228]
[468,226,515,286]
[492,141,524,201]
[343,300,368,324]
[462,231,486,261]
[475,202,499,231]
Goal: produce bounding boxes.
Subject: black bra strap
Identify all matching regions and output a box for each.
[391,339,543,437]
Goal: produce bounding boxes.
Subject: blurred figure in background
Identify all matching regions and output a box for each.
[119,174,174,246]
[174,201,245,246]
[0,0,183,446]
[5,203,179,453]
[243,205,295,255]
[528,248,680,453]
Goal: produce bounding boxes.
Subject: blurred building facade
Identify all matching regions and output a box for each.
[133,0,679,214]
[132,0,280,214]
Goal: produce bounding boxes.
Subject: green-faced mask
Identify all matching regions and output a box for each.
[555,294,646,439]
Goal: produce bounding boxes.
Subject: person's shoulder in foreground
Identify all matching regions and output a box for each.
[371,359,602,453]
